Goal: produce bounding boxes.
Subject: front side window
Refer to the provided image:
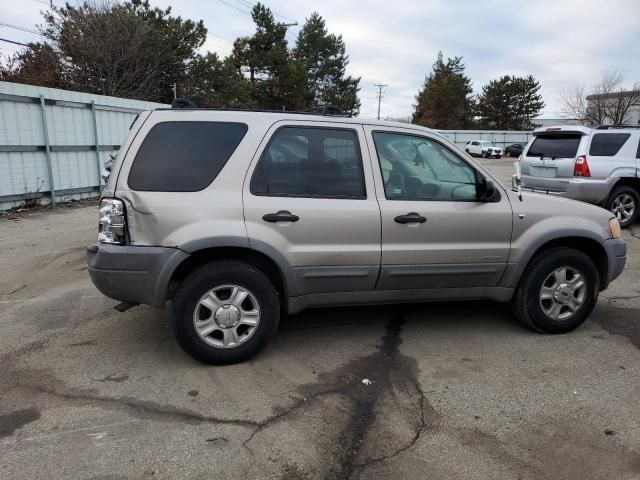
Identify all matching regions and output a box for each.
[251,127,365,198]
[372,132,478,201]
[128,121,247,191]
[589,133,631,156]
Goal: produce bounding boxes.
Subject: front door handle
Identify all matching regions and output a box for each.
[394,212,427,224]
[263,211,300,223]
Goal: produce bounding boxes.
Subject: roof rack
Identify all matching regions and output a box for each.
[166,99,349,117]
[595,124,640,130]
[303,105,348,116]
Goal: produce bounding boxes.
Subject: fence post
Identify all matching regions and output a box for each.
[39,95,56,205]
[90,101,102,190]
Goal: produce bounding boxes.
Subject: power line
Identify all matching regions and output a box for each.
[0,37,29,47]
[233,0,297,22]
[374,83,388,120]
[0,21,42,37]
[217,0,252,16]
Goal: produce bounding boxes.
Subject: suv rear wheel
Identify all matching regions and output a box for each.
[512,247,599,333]
[606,186,639,228]
[172,260,280,364]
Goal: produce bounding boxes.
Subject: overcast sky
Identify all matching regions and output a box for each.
[1,0,639,118]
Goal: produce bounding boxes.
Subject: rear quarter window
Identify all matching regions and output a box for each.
[527,134,581,158]
[589,133,631,156]
[128,121,248,191]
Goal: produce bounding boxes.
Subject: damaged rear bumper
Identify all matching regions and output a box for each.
[86,243,189,307]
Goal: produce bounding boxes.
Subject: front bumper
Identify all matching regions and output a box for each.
[517,175,616,204]
[87,244,189,307]
[601,237,626,290]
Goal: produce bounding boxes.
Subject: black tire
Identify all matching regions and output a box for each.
[482,151,488,158]
[171,260,280,364]
[605,186,639,228]
[512,247,599,334]
[465,148,470,154]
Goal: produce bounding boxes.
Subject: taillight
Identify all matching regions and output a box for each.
[573,155,591,177]
[98,198,126,244]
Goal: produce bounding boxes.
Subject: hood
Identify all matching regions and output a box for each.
[506,189,613,237]
[508,190,613,242]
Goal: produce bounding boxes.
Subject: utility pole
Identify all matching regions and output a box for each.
[374,83,388,120]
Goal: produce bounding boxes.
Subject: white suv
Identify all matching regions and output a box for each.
[465,140,502,158]
[517,125,640,227]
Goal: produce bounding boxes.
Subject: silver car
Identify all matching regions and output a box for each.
[518,125,640,227]
[87,107,626,364]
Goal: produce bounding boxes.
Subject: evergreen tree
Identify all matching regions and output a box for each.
[476,75,544,129]
[180,53,253,108]
[0,43,62,88]
[412,52,474,129]
[293,12,360,115]
[230,3,303,110]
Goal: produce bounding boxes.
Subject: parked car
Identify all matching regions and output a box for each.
[516,125,640,228]
[505,143,524,157]
[465,140,502,158]
[87,106,626,364]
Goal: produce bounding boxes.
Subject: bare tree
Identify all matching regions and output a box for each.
[560,71,640,126]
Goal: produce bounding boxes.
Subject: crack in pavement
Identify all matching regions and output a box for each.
[4,313,433,480]
[10,383,260,429]
[245,314,434,478]
[353,370,431,473]
[328,314,434,479]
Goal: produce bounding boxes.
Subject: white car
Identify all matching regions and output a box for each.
[465,140,503,158]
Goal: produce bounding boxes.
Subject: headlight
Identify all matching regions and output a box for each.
[608,217,621,239]
[98,198,126,244]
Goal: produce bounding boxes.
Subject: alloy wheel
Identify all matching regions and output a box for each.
[611,193,636,223]
[539,267,586,321]
[193,284,261,348]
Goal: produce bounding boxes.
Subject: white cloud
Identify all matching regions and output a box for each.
[1,0,638,119]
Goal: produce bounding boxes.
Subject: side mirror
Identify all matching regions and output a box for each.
[478,178,498,202]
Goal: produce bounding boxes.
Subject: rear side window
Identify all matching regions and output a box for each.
[251,127,366,199]
[527,134,581,158]
[589,133,631,156]
[128,121,248,191]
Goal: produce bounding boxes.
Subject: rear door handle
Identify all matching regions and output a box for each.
[394,212,427,224]
[263,211,300,223]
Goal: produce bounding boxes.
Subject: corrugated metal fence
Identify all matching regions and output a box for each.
[436,129,534,149]
[0,81,166,210]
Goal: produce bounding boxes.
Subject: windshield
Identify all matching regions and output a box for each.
[480,141,495,147]
[527,134,581,158]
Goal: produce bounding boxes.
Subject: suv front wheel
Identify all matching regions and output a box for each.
[606,186,639,228]
[512,247,599,333]
[172,260,280,364]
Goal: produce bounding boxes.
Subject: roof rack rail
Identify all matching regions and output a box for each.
[595,124,640,130]
[171,98,197,109]
[159,102,351,117]
[303,105,348,116]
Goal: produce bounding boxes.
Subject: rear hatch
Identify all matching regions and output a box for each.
[521,130,587,191]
